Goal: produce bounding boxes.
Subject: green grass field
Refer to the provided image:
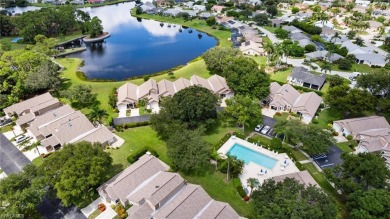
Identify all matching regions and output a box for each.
[317,108,343,129]
[270,67,292,83]
[336,141,356,153]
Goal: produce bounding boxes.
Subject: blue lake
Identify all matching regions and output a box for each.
[66,2,217,80]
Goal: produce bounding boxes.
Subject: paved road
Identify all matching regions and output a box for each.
[0,132,31,175]
[254,25,280,44]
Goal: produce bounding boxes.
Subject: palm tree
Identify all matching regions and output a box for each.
[87,106,108,125]
[331,32,341,43]
[321,61,332,74]
[247,178,260,196]
[225,154,235,182]
[263,41,274,64]
[354,37,365,46]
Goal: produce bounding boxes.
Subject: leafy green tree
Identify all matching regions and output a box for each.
[166,129,209,172]
[336,46,349,56]
[291,7,300,14]
[270,137,283,150]
[327,75,346,87]
[224,95,262,133]
[252,178,337,219]
[305,44,316,52]
[285,43,305,57]
[325,153,390,195]
[42,142,113,207]
[24,61,62,93]
[87,16,104,38]
[347,189,390,219]
[266,5,278,17]
[274,119,335,155]
[354,37,365,46]
[247,178,260,196]
[357,70,390,98]
[202,47,240,74]
[338,58,353,70]
[347,30,356,39]
[135,7,143,15]
[0,15,15,37]
[62,84,98,109]
[274,28,288,39]
[310,35,323,43]
[150,86,218,137]
[206,16,216,26]
[87,106,108,124]
[221,56,270,99]
[219,154,244,181]
[0,165,46,216]
[253,13,270,26]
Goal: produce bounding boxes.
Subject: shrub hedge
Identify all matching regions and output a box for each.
[127,147,159,164]
[232,178,247,197]
[114,121,150,132]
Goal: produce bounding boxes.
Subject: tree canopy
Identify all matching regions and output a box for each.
[150,86,218,139]
[87,16,104,38]
[347,189,390,219]
[357,70,390,98]
[166,129,210,172]
[274,119,335,155]
[252,178,337,219]
[42,141,113,207]
[223,95,263,133]
[62,84,98,109]
[325,153,390,196]
[221,56,270,99]
[202,47,240,74]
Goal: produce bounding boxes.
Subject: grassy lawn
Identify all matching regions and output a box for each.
[0,124,13,133]
[270,67,292,83]
[336,141,356,153]
[108,126,170,168]
[302,163,346,218]
[249,55,267,66]
[0,37,28,50]
[57,58,212,120]
[317,108,343,129]
[273,112,289,121]
[31,0,128,8]
[108,125,252,217]
[316,61,383,73]
[88,209,101,219]
[135,11,232,48]
[260,26,278,33]
[290,148,308,161]
[32,157,44,166]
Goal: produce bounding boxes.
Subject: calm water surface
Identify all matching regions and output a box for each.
[66,2,217,80]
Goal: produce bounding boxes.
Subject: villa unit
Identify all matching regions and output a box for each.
[272,170,318,187]
[288,67,326,91]
[4,93,117,153]
[116,75,234,114]
[97,154,241,219]
[333,116,390,167]
[266,82,322,123]
[239,40,265,56]
[341,41,387,67]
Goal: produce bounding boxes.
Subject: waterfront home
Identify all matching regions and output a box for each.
[265,82,322,123]
[97,154,241,218]
[287,67,326,91]
[116,75,234,114]
[239,40,265,56]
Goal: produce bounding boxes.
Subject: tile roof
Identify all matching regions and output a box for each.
[139,79,157,99]
[157,79,175,97]
[4,92,54,116]
[117,82,138,105]
[198,201,240,219]
[272,170,318,187]
[207,74,231,94]
[293,92,322,117]
[334,116,390,134]
[173,78,191,92]
[15,113,35,126]
[75,126,116,145]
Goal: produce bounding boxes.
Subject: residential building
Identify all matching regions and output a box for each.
[192,4,206,12]
[116,75,234,113]
[239,40,265,56]
[155,0,171,7]
[313,21,334,29]
[97,154,241,218]
[333,116,390,167]
[288,67,326,90]
[305,50,343,62]
[272,170,318,187]
[266,82,322,123]
[367,20,383,32]
[211,5,225,14]
[341,41,387,67]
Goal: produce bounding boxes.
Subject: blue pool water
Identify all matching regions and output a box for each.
[11,37,22,43]
[227,144,277,169]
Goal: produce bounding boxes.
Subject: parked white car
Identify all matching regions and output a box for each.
[15,135,28,144]
[261,126,270,135]
[254,125,262,132]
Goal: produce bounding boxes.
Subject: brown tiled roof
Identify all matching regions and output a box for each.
[75,126,116,145]
[198,201,240,219]
[207,74,231,94]
[190,75,213,91]
[117,82,138,105]
[16,113,35,126]
[173,78,191,92]
[157,79,175,97]
[292,92,322,117]
[139,79,158,99]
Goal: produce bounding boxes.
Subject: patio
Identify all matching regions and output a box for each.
[218,136,300,194]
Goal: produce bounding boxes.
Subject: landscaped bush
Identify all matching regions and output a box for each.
[312,118,319,124]
[270,138,283,150]
[232,132,246,140]
[346,135,353,141]
[275,112,282,116]
[76,71,88,81]
[291,84,323,96]
[212,133,232,151]
[127,147,159,164]
[332,131,339,136]
[40,152,53,158]
[115,204,128,219]
[243,195,250,201]
[232,178,247,197]
[114,121,150,132]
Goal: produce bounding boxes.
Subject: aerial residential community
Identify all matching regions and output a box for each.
[0,0,390,218]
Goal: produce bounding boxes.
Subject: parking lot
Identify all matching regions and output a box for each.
[312,145,343,169]
[253,116,285,140]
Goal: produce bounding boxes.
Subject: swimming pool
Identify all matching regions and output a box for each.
[227,143,277,169]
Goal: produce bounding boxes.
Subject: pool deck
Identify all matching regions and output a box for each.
[218,136,300,194]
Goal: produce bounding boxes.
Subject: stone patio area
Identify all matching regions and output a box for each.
[218,136,300,194]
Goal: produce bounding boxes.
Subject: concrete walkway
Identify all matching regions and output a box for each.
[130,108,140,117]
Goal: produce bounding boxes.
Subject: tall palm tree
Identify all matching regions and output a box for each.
[247,178,260,196]
[225,154,235,182]
[263,41,274,64]
[331,32,341,43]
[87,106,108,125]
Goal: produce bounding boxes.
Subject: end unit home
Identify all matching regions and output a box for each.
[116,75,234,115]
[265,82,322,123]
[333,116,390,168]
[239,40,265,56]
[97,154,241,219]
[4,93,117,153]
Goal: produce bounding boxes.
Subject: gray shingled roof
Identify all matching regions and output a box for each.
[291,67,326,87]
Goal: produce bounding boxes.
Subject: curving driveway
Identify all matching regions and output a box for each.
[254,25,280,44]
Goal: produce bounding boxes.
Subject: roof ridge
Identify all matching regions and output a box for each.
[150,173,179,196]
[113,155,155,186]
[165,185,200,218]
